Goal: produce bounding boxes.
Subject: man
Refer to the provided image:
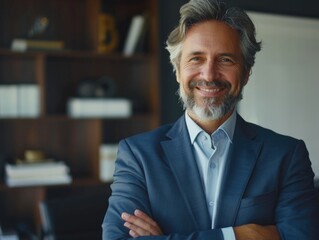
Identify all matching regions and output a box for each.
[102,0,319,239]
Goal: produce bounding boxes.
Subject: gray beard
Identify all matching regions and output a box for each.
[177,81,243,121]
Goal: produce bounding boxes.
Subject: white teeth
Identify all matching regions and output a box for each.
[200,88,220,92]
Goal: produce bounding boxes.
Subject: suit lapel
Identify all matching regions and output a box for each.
[215,115,263,228]
[161,116,211,230]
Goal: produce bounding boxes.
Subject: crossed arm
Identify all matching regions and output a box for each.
[103,138,319,239]
[121,209,280,240]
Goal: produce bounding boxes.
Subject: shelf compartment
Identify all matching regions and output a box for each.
[0,118,102,179]
[45,56,152,115]
[0,0,100,50]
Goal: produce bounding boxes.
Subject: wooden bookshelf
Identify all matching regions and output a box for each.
[0,0,159,236]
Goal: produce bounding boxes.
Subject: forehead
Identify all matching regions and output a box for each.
[182,20,241,55]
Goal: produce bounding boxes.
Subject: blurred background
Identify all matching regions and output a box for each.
[0,0,318,239]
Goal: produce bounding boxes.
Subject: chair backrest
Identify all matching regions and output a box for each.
[39,192,109,240]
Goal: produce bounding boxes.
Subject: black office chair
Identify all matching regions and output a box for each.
[39,191,110,240]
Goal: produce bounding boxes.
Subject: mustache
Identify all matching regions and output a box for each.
[189,79,231,89]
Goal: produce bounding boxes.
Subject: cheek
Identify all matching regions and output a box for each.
[227,71,244,91]
[179,68,197,87]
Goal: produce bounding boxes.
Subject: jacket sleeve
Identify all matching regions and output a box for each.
[102,139,224,240]
[275,140,319,239]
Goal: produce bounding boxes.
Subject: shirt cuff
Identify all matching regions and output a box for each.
[221,227,236,240]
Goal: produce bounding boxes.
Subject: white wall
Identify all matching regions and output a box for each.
[238,12,319,177]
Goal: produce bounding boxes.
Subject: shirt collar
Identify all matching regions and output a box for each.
[185,110,237,144]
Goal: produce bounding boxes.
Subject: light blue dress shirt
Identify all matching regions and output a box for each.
[185,111,237,240]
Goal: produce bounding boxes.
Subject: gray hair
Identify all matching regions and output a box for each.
[166,0,261,74]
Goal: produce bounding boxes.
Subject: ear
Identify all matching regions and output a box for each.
[175,69,180,83]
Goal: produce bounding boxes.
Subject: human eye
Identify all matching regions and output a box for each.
[219,56,235,65]
[189,56,201,62]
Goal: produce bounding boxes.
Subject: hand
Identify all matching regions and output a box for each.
[234,224,280,240]
[121,209,164,238]
[121,210,280,240]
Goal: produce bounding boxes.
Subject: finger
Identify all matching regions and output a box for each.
[124,221,150,237]
[134,209,163,235]
[122,212,162,236]
[129,229,139,238]
[122,212,142,224]
[134,209,159,227]
[122,212,151,233]
[122,211,152,227]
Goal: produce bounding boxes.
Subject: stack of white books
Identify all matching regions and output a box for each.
[0,84,40,118]
[67,98,132,118]
[5,161,72,187]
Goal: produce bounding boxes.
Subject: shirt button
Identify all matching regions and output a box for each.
[209,201,214,206]
[210,162,216,168]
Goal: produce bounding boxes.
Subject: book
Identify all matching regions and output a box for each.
[0,84,40,118]
[6,175,72,187]
[18,84,40,117]
[99,144,118,182]
[123,15,146,56]
[5,161,72,187]
[0,85,18,117]
[11,38,64,52]
[67,98,132,118]
[5,161,69,179]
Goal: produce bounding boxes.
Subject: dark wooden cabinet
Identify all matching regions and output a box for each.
[0,0,159,236]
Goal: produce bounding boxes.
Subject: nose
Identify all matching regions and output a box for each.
[200,61,218,82]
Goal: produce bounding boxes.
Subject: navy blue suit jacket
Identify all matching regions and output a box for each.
[102,114,319,239]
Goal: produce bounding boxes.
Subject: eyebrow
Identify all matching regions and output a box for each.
[186,51,239,59]
[186,51,204,57]
[219,53,238,58]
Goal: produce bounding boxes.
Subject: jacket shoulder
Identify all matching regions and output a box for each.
[243,119,303,147]
[121,122,174,146]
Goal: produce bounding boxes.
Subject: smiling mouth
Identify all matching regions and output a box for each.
[191,79,230,88]
[199,87,224,93]
[197,86,226,98]
[192,80,229,97]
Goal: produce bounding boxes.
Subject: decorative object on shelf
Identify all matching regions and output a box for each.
[12,149,62,165]
[27,16,50,38]
[11,16,65,52]
[98,14,119,53]
[76,76,117,98]
[15,150,49,164]
[70,76,131,118]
